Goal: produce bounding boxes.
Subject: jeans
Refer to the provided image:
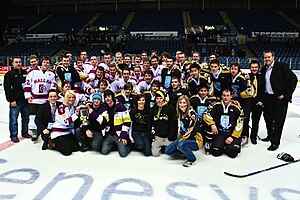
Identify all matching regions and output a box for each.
[165,139,199,162]
[75,127,104,152]
[132,131,151,156]
[151,136,172,157]
[9,102,29,139]
[102,134,130,157]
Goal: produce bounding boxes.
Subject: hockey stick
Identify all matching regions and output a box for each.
[224,159,300,178]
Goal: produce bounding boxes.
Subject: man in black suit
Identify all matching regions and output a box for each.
[35,89,60,150]
[261,50,297,151]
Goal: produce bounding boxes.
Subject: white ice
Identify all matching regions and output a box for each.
[0,83,299,200]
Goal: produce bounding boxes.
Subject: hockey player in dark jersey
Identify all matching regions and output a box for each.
[208,59,231,98]
[189,84,217,154]
[187,63,211,96]
[144,80,160,108]
[229,62,252,147]
[115,82,137,111]
[167,76,189,107]
[203,89,243,158]
[161,56,181,91]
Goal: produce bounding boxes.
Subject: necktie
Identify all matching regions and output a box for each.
[253,76,258,98]
[51,104,56,121]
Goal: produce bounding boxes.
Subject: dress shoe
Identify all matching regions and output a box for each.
[22,134,32,138]
[42,141,48,150]
[80,145,89,152]
[261,136,270,142]
[250,138,257,145]
[267,144,279,151]
[11,137,20,143]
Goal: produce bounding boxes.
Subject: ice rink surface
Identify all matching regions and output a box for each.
[0,83,300,200]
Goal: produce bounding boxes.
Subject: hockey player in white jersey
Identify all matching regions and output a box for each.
[24,56,57,142]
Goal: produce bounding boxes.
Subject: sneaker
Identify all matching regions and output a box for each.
[204,142,211,155]
[241,136,248,147]
[183,160,195,167]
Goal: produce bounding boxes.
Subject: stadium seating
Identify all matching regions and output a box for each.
[29,12,94,34]
[190,10,225,26]
[0,42,65,57]
[127,10,184,33]
[285,10,300,23]
[91,11,128,29]
[227,10,298,36]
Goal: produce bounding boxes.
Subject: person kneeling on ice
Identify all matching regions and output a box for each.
[75,93,108,153]
[203,89,243,158]
[165,95,203,167]
[101,90,131,157]
[149,90,177,157]
[50,90,80,156]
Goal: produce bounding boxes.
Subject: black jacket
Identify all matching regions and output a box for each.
[35,101,61,135]
[149,102,177,141]
[4,67,27,103]
[261,62,297,102]
[56,65,81,87]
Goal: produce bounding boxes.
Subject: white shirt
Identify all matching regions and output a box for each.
[265,61,274,94]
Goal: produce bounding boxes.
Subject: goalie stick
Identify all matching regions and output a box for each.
[224,159,300,178]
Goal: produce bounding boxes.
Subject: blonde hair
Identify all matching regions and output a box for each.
[64,90,76,106]
[176,95,190,119]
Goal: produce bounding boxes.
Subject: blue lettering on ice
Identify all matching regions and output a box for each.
[272,188,300,200]
[210,184,231,200]
[34,172,93,200]
[0,158,7,164]
[249,187,258,200]
[101,178,153,200]
[166,182,198,200]
[0,168,39,199]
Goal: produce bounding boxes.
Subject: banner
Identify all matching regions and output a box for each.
[0,66,10,75]
[0,66,29,76]
[251,32,299,38]
[130,31,178,37]
[25,33,65,39]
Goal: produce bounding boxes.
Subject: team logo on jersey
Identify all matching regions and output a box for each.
[124,102,131,110]
[180,120,187,133]
[197,105,207,120]
[220,115,230,129]
[64,73,72,82]
[39,84,46,93]
[150,101,155,108]
[164,76,171,89]
[231,85,239,98]
[213,82,221,91]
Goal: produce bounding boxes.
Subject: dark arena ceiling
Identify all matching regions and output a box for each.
[8,0,299,12]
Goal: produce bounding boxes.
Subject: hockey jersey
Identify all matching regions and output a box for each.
[51,103,78,139]
[24,67,57,104]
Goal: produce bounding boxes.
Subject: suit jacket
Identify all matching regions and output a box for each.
[35,101,61,135]
[261,61,297,102]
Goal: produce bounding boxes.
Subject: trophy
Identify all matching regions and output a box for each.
[77,101,91,126]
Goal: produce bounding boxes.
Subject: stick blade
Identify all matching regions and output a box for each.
[224,171,248,178]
